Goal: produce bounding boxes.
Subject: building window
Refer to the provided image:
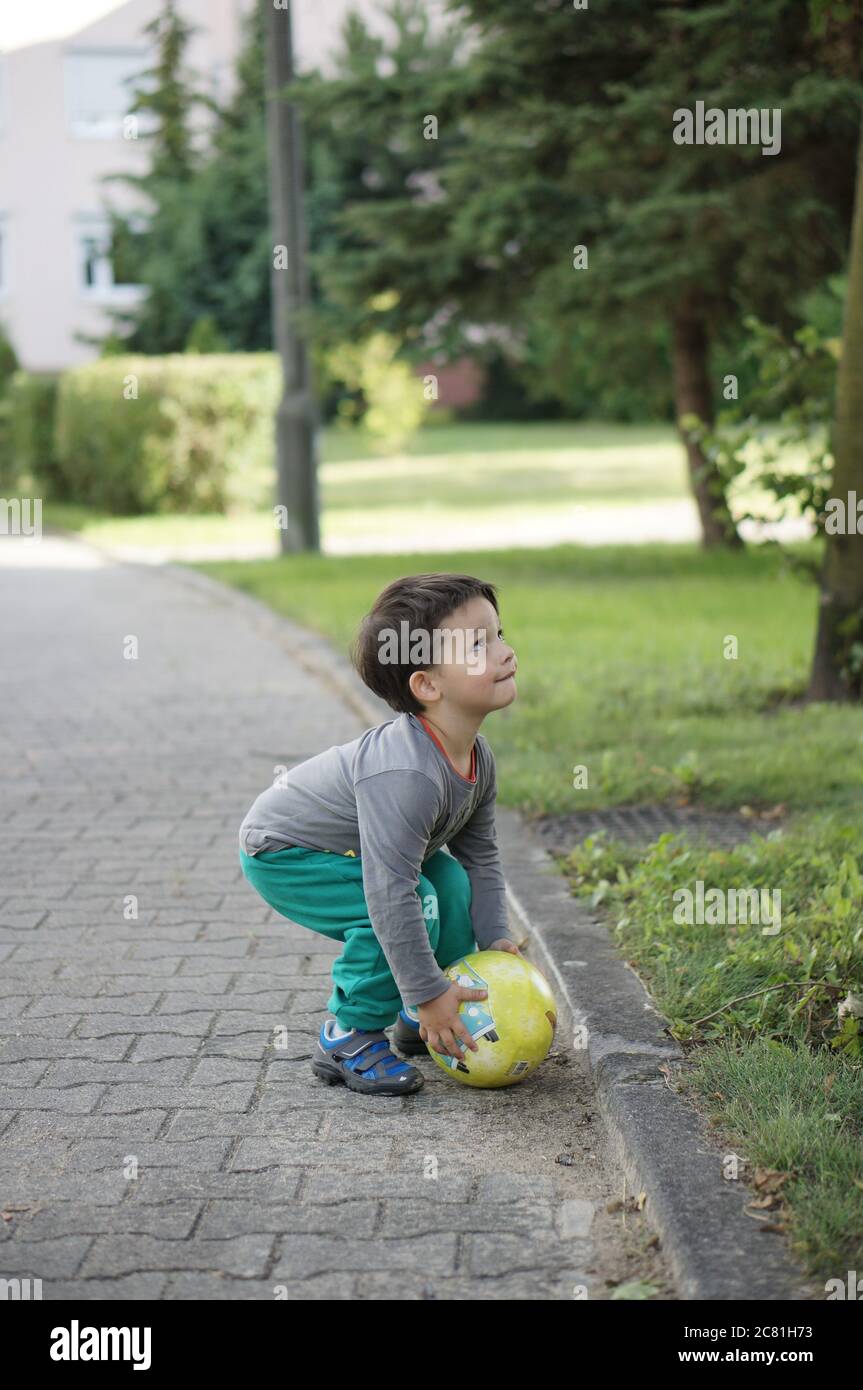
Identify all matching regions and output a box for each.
[64,48,157,140]
[209,59,230,106]
[76,214,147,298]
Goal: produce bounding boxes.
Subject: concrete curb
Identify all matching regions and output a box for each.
[494,812,821,1302]
[59,533,821,1300]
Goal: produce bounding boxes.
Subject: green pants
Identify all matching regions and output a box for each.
[238,844,477,1030]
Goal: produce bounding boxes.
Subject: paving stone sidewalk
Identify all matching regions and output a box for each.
[0,532,675,1300]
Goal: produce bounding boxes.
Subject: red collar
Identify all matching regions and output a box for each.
[416,715,476,783]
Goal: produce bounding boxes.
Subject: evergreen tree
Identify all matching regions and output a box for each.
[91,0,459,355]
[96,0,213,351]
[126,0,201,182]
[174,1,271,350]
[295,0,860,546]
[288,0,467,357]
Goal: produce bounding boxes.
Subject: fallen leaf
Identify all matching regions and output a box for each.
[752,1167,789,1194]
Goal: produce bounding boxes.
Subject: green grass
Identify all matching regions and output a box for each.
[196,540,861,814]
[561,818,863,1278]
[43,504,272,553]
[40,421,693,554]
[319,420,689,507]
[38,419,814,557]
[680,1037,863,1279]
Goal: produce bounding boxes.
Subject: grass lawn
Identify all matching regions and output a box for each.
[38,419,710,555]
[38,418,816,557]
[562,819,863,1279]
[196,540,859,814]
[194,538,863,1282]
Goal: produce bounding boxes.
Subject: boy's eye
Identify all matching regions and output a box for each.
[473,628,503,647]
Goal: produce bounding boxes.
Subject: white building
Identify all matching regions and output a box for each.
[0,0,408,372]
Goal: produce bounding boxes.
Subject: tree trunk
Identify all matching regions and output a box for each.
[808,121,863,702]
[672,294,742,549]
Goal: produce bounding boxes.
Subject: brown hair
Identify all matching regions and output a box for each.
[350,572,500,715]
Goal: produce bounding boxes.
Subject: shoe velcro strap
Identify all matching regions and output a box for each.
[350,1042,394,1074]
[333,1030,389,1063]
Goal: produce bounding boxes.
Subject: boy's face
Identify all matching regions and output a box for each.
[410,596,518,715]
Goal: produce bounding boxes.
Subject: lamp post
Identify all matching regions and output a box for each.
[263,0,320,553]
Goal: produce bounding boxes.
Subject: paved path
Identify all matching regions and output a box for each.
[80,503,814,565]
[0,533,674,1300]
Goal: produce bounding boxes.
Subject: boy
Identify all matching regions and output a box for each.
[237,572,521,1096]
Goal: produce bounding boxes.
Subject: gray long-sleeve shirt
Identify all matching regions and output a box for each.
[238,711,517,1006]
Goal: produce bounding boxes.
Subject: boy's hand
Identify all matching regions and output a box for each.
[418,983,488,1060]
[489,937,522,956]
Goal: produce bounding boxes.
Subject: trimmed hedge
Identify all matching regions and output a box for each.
[0,396,14,492]
[0,324,20,492]
[54,353,281,513]
[7,372,62,497]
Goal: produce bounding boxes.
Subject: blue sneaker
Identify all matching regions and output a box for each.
[311,1019,424,1095]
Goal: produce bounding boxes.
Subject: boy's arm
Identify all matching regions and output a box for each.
[354,770,452,1010]
[445,762,518,948]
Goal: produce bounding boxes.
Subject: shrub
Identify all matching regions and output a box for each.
[327,332,429,453]
[7,372,63,498]
[0,322,18,391]
[0,396,14,492]
[184,315,231,354]
[54,353,280,513]
[0,323,20,491]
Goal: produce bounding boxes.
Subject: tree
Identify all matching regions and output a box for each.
[292,0,859,547]
[95,0,214,352]
[680,0,863,697]
[174,0,272,351]
[287,0,467,358]
[809,119,863,697]
[91,1,455,358]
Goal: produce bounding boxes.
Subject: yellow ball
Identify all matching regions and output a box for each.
[427,950,557,1088]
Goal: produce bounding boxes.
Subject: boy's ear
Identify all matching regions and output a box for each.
[409,667,437,703]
